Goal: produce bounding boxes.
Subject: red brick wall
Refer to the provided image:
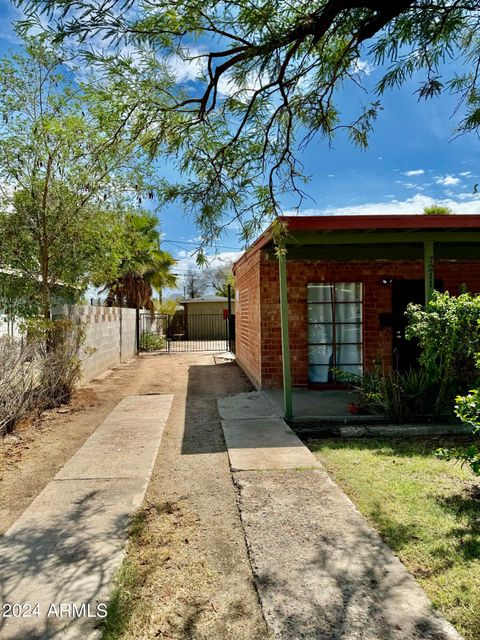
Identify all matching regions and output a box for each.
[234,250,262,387]
[236,250,480,388]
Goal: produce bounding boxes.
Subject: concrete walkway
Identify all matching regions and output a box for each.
[218,392,319,471]
[0,394,173,640]
[218,392,463,640]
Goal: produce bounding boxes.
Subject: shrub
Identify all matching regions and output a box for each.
[405,292,480,413]
[0,319,85,435]
[381,368,436,422]
[140,332,166,351]
[437,389,480,475]
[0,337,37,434]
[34,319,85,409]
[423,204,453,215]
[338,366,436,422]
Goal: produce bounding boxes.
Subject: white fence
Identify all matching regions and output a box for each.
[0,314,21,339]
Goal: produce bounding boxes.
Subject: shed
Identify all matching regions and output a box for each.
[179,295,235,340]
[179,295,235,315]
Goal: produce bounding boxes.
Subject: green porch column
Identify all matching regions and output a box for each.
[278,245,293,419]
[424,240,435,304]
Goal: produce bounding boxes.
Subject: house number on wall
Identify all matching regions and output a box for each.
[428,256,434,288]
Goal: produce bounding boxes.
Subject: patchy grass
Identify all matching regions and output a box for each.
[100,509,150,640]
[98,498,223,640]
[308,436,480,640]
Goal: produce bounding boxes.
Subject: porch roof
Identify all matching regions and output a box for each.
[234,214,480,421]
[237,214,480,264]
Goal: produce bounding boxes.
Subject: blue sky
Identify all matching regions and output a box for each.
[1,2,479,294]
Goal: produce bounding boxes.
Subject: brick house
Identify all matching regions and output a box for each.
[233,215,480,416]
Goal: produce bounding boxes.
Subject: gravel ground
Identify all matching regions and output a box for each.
[0,352,270,640]
[114,352,271,639]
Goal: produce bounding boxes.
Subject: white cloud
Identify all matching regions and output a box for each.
[166,47,206,83]
[216,69,270,102]
[352,59,375,76]
[456,191,478,200]
[403,169,425,176]
[283,192,480,216]
[459,171,472,177]
[435,174,461,186]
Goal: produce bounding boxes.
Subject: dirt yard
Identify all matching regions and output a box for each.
[0,352,270,640]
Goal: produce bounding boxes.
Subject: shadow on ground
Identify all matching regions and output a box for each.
[237,469,461,640]
[0,488,129,639]
[306,434,479,458]
[181,360,252,455]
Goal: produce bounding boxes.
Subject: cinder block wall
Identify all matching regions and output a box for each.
[235,251,480,389]
[52,305,137,383]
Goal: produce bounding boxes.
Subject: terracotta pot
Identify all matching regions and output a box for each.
[347,402,362,414]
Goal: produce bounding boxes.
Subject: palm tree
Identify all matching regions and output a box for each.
[103,212,177,310]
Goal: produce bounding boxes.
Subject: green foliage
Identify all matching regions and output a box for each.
[14,1,480,245]
[455,389,480,432]
[335,368,385,414]
[406,292,480,412]
[423,205,453,216]
[338,366,436,423]
[101,211,177,311]
[437,389,480,475]
[140,332,166,351]
[436,443,480,476]
[382,368,435,423]
[0,38,155,317]
[155,299,178,316]
[407,293,480,474]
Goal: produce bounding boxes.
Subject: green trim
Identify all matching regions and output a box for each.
[424,241,435,304]
[276,244,480,261]
[278,245,293,419]
[288,231,480,246]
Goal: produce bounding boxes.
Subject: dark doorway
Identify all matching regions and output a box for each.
[392,279,443,371]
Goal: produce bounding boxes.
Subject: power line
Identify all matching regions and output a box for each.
[162,239,241,250]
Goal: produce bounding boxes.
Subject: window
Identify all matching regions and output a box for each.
[307,283,363,383]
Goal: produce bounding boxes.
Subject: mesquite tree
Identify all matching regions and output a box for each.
[0,39,154,317]
[14,1,480,247]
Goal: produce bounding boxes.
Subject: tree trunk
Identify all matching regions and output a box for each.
[40,156,52,320]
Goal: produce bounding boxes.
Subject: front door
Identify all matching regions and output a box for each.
[391,279,442,371]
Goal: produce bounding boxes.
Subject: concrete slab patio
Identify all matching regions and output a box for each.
[218,391,279,420]
[262,388,355,420]
[0,394,173,640]
[218,392,463,640]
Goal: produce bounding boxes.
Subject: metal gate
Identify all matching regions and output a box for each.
[138,312,232,353]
